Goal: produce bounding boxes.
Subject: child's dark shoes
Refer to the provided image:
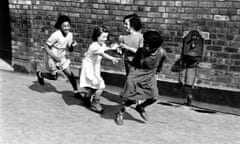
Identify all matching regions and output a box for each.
[115,112,124,125]
[74,92,82,99]
[135,106,149,121]
[90,99,104,113]
[36,71,44,85]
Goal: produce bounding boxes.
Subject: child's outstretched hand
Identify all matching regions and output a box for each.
[69,40,77,52]
[119,43,128,49]
[71,40,78,47]
[112,57,121,64]
[116,47,122,54]
[110,43,119,50]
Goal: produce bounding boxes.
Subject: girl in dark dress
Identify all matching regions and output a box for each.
[115,31,167,125]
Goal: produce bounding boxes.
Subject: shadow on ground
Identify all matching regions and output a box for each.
[100,91,145,124]
[29,82,145,124]
[29,81,83,106]
[100,103,145,124]
[29,81,58,93]
[157,101,217,114]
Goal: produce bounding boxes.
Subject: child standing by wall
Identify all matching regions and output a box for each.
[115,31,167,125]
[119,13,143,76]
[36,15,79,96]
[79,26,120,113]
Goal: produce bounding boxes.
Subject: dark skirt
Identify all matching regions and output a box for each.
[120,67,158,101]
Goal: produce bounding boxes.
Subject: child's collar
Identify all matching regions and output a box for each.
[97,41,104,46]
[59,30,68,37]
[151,47,160,56]
[130,30,141,35]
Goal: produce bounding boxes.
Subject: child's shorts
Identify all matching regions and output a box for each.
[46,57,70,74]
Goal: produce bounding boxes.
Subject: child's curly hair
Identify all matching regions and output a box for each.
[54,15,71,29]
[144,31,163,50]
[91,26,109,41]
[123,13,142,31]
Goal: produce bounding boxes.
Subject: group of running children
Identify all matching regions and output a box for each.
[36,14,167,126]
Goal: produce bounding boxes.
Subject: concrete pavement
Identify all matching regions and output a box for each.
[0,69,240,144]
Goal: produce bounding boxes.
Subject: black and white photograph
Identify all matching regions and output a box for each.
[0,0,240,144]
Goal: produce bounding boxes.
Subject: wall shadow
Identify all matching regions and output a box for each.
[0,0,12,64]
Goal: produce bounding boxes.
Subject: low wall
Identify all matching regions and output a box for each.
[101,70,240,115]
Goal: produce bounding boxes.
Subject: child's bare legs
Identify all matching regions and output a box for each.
[84,87,96,107]
[84,87,104,113]
[39,72,58,80]
[37,67,78,96]
[36,71,58,85]
[62,67,78,92]
[90,89,104,113]
[37,67,77,94]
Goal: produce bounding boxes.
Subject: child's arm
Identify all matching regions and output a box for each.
[91,42,120,63]
[99,52,120,64]
[103,43,119,51]
[119,35,143,53]
[103,43,122,55]
[68,33,77,52]
[68,40,77,52]
[119,43,138,53]
[156,48,167,73]
[103,53,120,64]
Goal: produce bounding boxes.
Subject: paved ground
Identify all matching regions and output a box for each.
[0,69,240,144]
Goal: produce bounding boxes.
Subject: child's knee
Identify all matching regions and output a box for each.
[124,100,136,107]
[50,72,58,80]
[52,74,58,80]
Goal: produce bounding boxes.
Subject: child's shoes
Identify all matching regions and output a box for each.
[135,105,149,121]
[74,92,85,100]
[36,71,44,85]
[115,112,124,125]
[90,99,104,113]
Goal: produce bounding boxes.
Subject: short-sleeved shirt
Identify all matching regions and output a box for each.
[119,32,143,61]
[83,42,107,64]
[46,30,73,59]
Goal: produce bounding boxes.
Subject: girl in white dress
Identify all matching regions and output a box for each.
[80,26,120,113]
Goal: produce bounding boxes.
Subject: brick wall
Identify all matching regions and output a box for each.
[8,0,240,91]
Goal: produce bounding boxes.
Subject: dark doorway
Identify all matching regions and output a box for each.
[0,0,12,64]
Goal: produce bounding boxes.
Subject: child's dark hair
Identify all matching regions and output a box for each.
[123,13,142,31]
[54,15,71,29]
[91,26,108,41]
[143,31,163,50]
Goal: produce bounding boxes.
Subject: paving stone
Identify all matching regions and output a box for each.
[0,70,240,144]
